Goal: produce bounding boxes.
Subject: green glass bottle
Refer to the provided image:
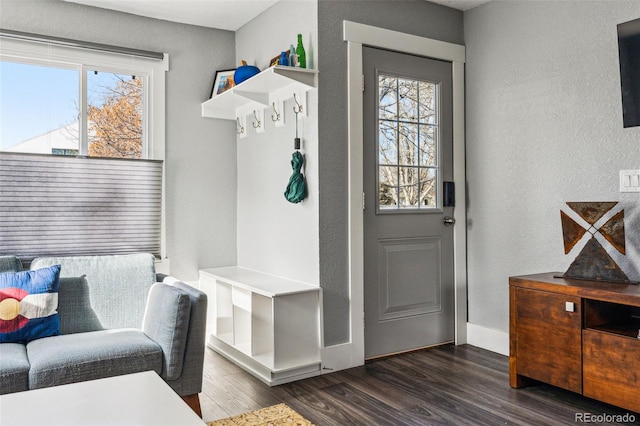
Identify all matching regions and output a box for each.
[296,34,306,69]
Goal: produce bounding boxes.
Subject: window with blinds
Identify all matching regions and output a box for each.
[0,31,168,266]
[0,152,163,265]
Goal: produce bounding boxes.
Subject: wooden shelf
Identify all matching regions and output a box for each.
[587,322,640,339]
[201,66,318,120]
[584,298,640,339]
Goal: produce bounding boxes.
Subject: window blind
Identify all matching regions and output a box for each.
[0,29,165,60]
[0,152,163,265]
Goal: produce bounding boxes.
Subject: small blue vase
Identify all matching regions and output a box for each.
[278,52,288,66]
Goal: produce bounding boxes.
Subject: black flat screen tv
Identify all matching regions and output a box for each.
[618,17,640,128]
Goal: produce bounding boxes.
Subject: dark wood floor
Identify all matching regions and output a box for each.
[200,344,639,425]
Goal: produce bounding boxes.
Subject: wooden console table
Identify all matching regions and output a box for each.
[510,273,640,413]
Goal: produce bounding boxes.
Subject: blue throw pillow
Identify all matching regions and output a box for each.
[0,265,61,343]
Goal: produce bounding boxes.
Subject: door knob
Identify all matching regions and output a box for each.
[443,216,456,226]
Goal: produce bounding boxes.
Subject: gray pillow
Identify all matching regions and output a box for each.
[58,276,104,334]
[0,256,22,273]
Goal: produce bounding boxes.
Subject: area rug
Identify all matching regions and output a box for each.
[208,403,314,426]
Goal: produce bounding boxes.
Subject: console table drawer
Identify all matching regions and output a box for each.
[583,330,640,413]
[514,287,582,393]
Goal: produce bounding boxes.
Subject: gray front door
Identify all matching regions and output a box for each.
[363,46,455,359]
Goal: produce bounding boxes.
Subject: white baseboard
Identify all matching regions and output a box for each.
[320,342,364,373]
[320,323,508,372]
[320,324,508,373]
[466,322,509,356]
[246,325,505,381]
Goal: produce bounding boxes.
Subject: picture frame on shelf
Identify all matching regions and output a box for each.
[210,69,236,98]
[269,49,291,67]
[269,53,280,67]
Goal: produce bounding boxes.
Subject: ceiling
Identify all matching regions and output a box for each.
[428,0,490,11]
[63,0,280,31]
[63,0,490,31]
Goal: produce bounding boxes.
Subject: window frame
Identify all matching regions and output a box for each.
[0,37,167,160]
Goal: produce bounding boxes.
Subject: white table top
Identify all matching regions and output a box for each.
[0,371,205,426]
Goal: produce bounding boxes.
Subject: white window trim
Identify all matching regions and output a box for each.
[0,37,169,263]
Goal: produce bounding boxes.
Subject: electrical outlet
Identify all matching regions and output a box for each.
[620,170,640,192]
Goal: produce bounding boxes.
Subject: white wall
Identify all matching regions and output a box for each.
[465,1,640,337]
[234,1,319,285]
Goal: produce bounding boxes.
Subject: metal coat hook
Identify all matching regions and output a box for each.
[236,117,244,135]
[252,110,262,129]
[271,102,281,122]
[293,93,303,114]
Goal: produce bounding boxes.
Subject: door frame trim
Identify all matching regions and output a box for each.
[342,20,467,366]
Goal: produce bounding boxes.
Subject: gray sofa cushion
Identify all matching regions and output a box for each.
[0,256,22,273]
[27,329,162,389]
[31,253,156,330]
[0,343,30,394]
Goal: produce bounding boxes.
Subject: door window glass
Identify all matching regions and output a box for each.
[378,74,439,211]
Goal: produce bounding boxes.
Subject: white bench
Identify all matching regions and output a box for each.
[199,266,322,386]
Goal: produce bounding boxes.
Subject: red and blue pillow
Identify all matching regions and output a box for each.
[0,265,61,343]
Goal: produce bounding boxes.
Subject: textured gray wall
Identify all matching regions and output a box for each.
[317,0,464,346]
[465,1,640,333]
[0,0,238,281]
